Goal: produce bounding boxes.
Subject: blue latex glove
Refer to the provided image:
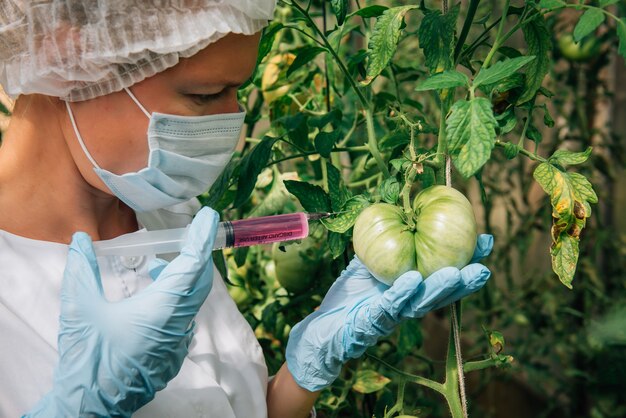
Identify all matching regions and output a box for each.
[286,234,493,392]
[24,207,219,418]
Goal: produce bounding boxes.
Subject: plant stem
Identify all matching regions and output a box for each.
[481,0,510,69]
[454,0,481,62]
[443,304,465,418]
[346,172,382,189]
[365,353,445,395]
[321,1,332,113]
[266,145,369,167]
[495,140,547,163]
[321,157,329,192]
[463,358,500,373]
[287,0,369,109]
[365,108,391,177]
[433,100,450,173]
[458,18,501,64]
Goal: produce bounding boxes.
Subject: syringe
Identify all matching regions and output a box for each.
[93,212,331,257]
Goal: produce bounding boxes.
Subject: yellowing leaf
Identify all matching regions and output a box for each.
[518,12,551,104]
[418,6,459,73]
[362,5,418,85]
[532,163,574,219]
[352,369,391,394]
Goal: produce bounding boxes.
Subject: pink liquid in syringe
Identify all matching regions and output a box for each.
[228,212,309,247]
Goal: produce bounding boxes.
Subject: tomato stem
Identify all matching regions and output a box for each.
[443,301,466,418]
[365,108,391,178]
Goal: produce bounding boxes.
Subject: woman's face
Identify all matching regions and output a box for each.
[63,32,261,193]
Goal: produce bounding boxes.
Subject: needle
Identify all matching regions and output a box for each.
[306,211,353,221]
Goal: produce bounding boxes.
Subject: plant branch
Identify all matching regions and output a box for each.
[346,172,382,189]
[286,0,370,109]
[266,146,369,167]
[365,108,391,177]
[495,140,547,163]
[481,0,510,69]
[463,358,501,373]
[444,304,465,418]
[365,352,445,395]
[458,18,502,65]
[454,0,481,62]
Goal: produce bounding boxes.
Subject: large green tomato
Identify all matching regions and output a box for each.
[353,185,477,285]
[557,34,601,62]
[271,237,323,294]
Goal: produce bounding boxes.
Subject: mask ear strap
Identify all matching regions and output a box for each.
[65,101,102,170]
[124,87,152,119]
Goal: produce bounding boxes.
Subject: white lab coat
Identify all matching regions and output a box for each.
[0,200,269,417]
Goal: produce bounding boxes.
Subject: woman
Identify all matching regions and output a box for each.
[0,1,493,417]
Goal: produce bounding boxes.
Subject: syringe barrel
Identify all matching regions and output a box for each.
[93,212,311,257]
[215,212,309,250]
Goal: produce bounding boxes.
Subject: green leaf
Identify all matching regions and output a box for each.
[352,370,391,394]
[330,0,349,26]
[378,176,400,204]
[473,56,536,88]
[517,13,551,104]
[327,164,351,212]
[541,104,555,127]
[314,130,340,158]
[204,157,238,208]
[549,147,592,166]
[599,0,620,7]
[390,156,411,172]
[321,195,370,233]
[504,142,520,160]
[539,0,565,9]
[361,5,418,85]
[397,320,422,357]
[284,180,331,213]
[213,250,230,285]
[525,123,542,145]
[308,109,343,129]
[234,137,278,208]
[328,231,349,258]
[496,108,518,135]
[418,6,459,73]
[617,18,626,61]
[415,70,469,91]
[350,5,388,18]
[287,46,328,78]
[573,9,605,42]
[551,233,579,289]
[234,246,249,268]
[447,98,497,178]
[0,100,10,116]
[284,113,311,151]
[258,23,284,66]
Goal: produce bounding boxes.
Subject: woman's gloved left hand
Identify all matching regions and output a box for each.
[286,234,493,392]
[24,207,219,418]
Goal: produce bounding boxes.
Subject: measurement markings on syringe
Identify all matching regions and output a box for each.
[237,231,294,243]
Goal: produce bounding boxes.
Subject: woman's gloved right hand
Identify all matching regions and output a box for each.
[24,207,219,418]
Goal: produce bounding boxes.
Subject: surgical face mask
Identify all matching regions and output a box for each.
[66,88,245,212]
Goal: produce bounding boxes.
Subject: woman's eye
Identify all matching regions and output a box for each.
[188,90,226,104]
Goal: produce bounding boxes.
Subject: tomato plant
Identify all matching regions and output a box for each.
[197,0,626,416]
